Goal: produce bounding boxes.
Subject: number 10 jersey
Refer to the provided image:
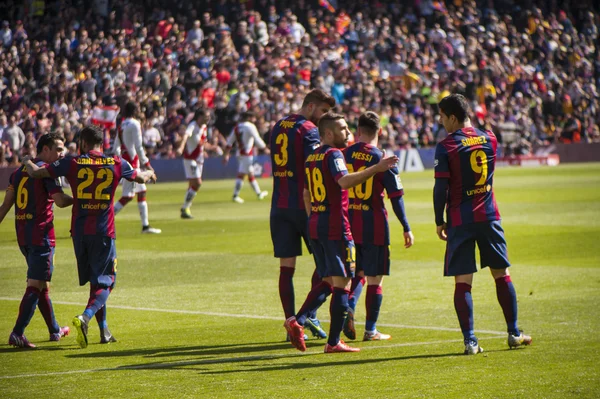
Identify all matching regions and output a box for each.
[47,150,137,238]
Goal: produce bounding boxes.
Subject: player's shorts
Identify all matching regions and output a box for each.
[183,158,204,180]
[270,207,311,258]
[72,236,117,288]
[20,245,55,281]
[310,237,356,278]
[237,155,254,175]
[121,168,146,197]
[356,243,390,277]
[444,220,510,276]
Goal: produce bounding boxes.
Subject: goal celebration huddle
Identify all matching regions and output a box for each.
[1,91,531,355]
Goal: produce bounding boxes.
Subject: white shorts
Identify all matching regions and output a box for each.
[237,155,254,175]
[183,159,204,180]
[122,168,147,197]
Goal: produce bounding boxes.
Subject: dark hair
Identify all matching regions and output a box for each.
[36,132,65,154]
[438,94,470,122]
[318,112,345,137]
[358,111,380,136]
[79,125,104,147]
[123,101,138,118]
[301,89,336,108]
[241,111,255,120]
[194,108,208,121]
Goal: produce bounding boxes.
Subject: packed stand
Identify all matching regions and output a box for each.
[1,0,600,166]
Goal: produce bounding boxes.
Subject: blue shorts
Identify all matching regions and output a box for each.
[20,245,55,281]
[73,236,117,288]
[310,237,356,278]
[270,208,311,258]
[444,220,510,276]
[356,243,390,277]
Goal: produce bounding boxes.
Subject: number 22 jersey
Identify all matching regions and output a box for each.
[46,150,137,238]
[434,127,501,227]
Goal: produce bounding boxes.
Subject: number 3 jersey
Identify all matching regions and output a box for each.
[270,114,320,210]
[434,127,501,227]
[343,142,404,246]
[8,159,64,247]
[46,151,137,238]
[305,144,352,241]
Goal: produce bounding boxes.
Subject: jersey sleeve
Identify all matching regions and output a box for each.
[120,158,137,181]
[434,143,450,179]
[113,133,122,156]
[328,149,348,182]
[134,122,149,166]
[43,176,64,196]
[46,157,73,179]
[226,127,236,148]
[383,166,404,198]
[302,126,320,157]
[250,123,267,149]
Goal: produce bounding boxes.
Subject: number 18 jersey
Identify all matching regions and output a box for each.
[270,114,320,210]
[47,150,137,238]
[434,127,501,227]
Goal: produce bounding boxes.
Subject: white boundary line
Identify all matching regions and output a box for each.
[0,297,506,335]
[0,335,505,380]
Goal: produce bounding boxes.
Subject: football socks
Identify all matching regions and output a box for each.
[13,286,40,335]
[365,285,383,332]
[279,266,295,319]
[37,288,60,334]
[454,283,475,341]
[495,275,519,335]
[327,287,350,347]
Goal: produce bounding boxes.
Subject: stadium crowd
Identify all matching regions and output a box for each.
[1,0,600,166]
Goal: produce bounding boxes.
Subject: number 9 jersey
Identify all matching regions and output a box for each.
[434,127,501,227]
[46,150,137,238]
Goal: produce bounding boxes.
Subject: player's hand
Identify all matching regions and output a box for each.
[149,172,158,184]
[142,163,154,172]
[404,231,414,248]
[263,148,271,155]
[21,155,32,165]
[222,155,230,165]
[436,224,447,241]
[375,155,399,172]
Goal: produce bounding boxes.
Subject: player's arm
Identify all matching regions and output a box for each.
[383,167,413,247]
[222,130,236,164]
[251,123,270,154]
[52,192,73,208]
[21,156,51,179]
[134,121,151,169]
[134,169,157,184]
[303,188,311,217]
[113,133,122,156]
[433,143,450,241]
[337,155,399,190]
[0,186,15,224]
[176,130,190,156]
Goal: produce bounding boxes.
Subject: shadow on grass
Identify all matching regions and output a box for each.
[65,339,302,359]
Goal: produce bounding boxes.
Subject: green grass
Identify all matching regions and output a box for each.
[0,163,599,398]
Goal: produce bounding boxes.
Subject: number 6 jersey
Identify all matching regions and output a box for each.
[434,126,501,227]
[8,159,64,247]
[46,150,137,238]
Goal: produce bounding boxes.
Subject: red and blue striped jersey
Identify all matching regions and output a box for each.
[343,142,404,246]
[434,127,501,227]
[46,150,137,238]
[8,159,63,247]
[270,114,320,210]
[305,145,352,241]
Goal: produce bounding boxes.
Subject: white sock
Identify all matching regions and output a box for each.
[138,201,149,227]
[234,179,243,197]
[250,179,261,195]
[114,201,124,214]
[183,188,197,209]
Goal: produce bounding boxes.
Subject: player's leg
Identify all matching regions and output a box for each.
[95,301,117,343]
[445,225,481,354]
[232,173,245,203]
[181,178,201,218]
[304,268,328,339]
[244,156,267,199]
[136,183,161,234]
[363,245,391,341]
[343,244,365,340]
[114,179,135,214]
[324,240,360,353]
[479,221,532,348]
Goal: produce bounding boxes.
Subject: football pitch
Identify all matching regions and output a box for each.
[0,163,599,398]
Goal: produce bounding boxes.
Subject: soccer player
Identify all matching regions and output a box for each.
[433,94,532,355]
[284,112,398,353]
[176,109,210,219]
[270,88,335,340]
[342,111,414,342]
[23,125,157,349]
[222,111,269,203]
[0,133,72,348]
[113,102,161,234]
